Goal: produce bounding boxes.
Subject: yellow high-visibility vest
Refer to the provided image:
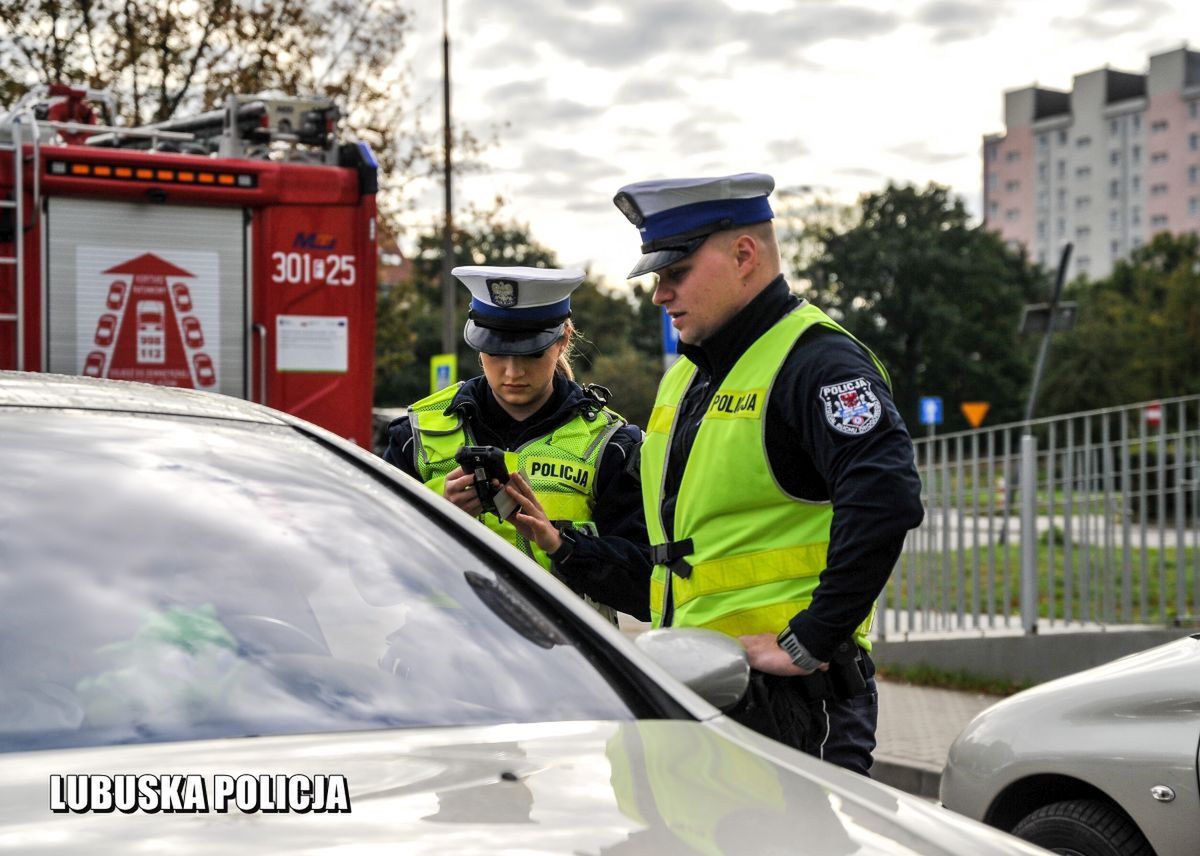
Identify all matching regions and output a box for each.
[641,302,888,647]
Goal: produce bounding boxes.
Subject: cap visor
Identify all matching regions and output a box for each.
[625,236,708,278]
[464,320,565,355]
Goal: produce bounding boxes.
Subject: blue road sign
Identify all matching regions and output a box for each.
[919,396,943,426]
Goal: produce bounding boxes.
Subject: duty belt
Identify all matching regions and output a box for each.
[650,538,694,578]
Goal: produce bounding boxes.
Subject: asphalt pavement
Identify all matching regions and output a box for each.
[872,679,1002,798]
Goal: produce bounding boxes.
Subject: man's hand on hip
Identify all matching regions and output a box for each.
[738,632,828,676]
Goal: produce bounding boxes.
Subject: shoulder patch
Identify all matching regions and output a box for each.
[819,377,881,436]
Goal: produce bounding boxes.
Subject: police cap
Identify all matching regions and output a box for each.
[612,172,776,278]
[454,265,583,356]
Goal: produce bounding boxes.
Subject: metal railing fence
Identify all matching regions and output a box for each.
[878,394,1200,639]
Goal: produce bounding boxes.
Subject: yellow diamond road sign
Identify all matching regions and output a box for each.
[961,401,990,429]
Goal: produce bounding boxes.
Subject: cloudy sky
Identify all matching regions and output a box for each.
[397,0,1200,288]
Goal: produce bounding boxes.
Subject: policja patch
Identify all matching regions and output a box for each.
[820,377,881,435]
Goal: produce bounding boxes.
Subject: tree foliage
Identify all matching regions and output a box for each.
[1039,232,1200,413]
[0,0,461,230]
[796,183,1044,432]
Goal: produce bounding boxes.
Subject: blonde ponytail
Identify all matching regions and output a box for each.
[555,318,578,381]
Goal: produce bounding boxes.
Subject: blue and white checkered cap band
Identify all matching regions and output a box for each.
[639,195,774,248]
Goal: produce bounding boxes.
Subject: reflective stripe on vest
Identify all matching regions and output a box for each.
[408,383,625,622]
[641,302,888,648]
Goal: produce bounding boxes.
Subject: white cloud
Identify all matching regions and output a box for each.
[398,0,1200,288]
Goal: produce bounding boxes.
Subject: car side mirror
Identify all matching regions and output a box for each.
[634,627,749,710]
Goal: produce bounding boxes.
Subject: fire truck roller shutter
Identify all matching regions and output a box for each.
[46,198,246,397]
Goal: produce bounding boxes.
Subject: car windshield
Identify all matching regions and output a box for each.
[0,409,637,753]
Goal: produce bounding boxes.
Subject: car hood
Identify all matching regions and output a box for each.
[953,634,1200,741]
[0,719,1043,855]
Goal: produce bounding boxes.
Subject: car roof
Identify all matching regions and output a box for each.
[0,371,288,427]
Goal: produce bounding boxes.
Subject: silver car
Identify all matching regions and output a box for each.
[0,372,1046,854]
[941,635,1200,856]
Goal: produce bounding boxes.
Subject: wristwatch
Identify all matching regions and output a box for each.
[777,625,826,672]
[548,525,578,565]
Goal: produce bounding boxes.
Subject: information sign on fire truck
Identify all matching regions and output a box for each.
[0,86,379,446]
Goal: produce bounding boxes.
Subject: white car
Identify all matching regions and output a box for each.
[0,372,1047,855]
[942,636,1200,856]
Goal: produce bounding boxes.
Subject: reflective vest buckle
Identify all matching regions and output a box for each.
[651,539,694,578]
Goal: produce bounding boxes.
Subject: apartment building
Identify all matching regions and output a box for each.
[984,47,1200,279]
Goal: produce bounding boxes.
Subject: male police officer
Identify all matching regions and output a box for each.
[613,173,924,775]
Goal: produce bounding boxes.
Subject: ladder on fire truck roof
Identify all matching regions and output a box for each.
[0,111,37,370]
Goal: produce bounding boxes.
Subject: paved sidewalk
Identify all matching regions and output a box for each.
[871,679,1002,798]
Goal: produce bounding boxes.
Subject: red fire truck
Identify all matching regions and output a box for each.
[0,85,379,446]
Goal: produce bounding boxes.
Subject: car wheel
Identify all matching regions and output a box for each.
[1011,799,1154,856]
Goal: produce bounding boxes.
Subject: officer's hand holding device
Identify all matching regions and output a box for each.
[455,445,520,519]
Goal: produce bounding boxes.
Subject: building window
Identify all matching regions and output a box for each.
[1151,119,1168,133]
[1076,135,1092,148]
[1005,209,1019,221]
[1151,214,1168,227]
[1006,150,1021,162]
[1110,119,1120,135]
[1076,225,1091,238]
[1132,175,1141,193]
[1037,220,1047,239]
[1109,209,1120,228]
[1056,217,1066,236]
[1151,183,1168,196]
[1110,150,1120,166]
[1132,114,1142,132]
[987,173,998,191]
[1075,165,1092,179]
[1151,151,1169,164]
[1077,256,1091,272]
[1191,102,1199,120]
[1190,165,1200,185]
[1132,144,1142,164]
[1037,190,1049,209]
[1058,188,1067,207]
[1133,236,1143,249]
[986,144,999,162]
[1038,163,1048,181]
[1111,240,1120,257]
[1191,133,1199,151]
[1006,180,1020,192]
[1058,130,1068,145]
[988,201,1000,217]
[1191,197,1199,216]
[1075,196,1092,209]
[1057,160,1066,179]
[1131,206,1141,225]
[1109,179,1120,198]
[1037,133,1048,151]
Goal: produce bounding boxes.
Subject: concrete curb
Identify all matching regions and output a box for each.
[871,755,942,799]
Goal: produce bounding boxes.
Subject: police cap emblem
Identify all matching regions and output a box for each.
[486,278,519,308]
[819,377,882,436]
[612,191,644,226]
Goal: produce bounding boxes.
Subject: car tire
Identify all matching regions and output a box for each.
[1011,799,1154,856]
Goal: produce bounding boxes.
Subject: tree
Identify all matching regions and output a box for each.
[0,0,462,231]
[1039,232,1200,413]
[795,183,1044,432]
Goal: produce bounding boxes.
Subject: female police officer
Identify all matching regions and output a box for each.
[383,265,650,622]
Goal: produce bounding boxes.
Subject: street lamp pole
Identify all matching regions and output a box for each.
[440,0,455,355]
